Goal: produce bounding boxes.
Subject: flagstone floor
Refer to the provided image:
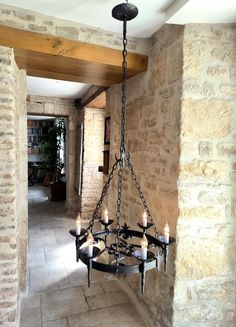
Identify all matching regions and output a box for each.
[20,185,146,327]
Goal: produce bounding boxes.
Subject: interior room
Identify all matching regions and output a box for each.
[0,0,236,327]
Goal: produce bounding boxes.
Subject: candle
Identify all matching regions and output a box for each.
[87,231,94,257]
[75,214,81,235]
[164,222,170,243]
[103,208,109,224]
[142,211,147,227]
[140,235,148,260]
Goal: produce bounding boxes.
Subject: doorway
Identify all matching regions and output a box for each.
[27,115,67,202]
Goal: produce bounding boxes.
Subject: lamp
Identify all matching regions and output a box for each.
[70,0,175,293]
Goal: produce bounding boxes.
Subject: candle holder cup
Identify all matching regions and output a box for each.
[137,222,153,231]
[99,219,114,229]
[86,246,101,259]
[137,250,155,262]
[157,235,175,246]
[69,228,87,238]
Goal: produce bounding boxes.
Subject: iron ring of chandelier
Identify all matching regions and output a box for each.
[69,1,175,294]
[70,226,175,293]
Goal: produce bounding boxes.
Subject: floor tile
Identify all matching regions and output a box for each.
[67,303,145,327]
[29,263,69,293]
[28,250,46,268]
[66,265,88,287]
[82,282,104,297]
[29,246,44,254]
[21,185,146,327]
[41,287,89,322]
[20,293,40,311]
[87,290,129,310]
[54,228,74,244]
[44,243,75,265]
[101,280,121,293]
[42,318,68,327]
[29,230,57,247]
[20,307,41,327]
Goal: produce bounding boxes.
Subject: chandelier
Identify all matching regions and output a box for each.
[70,1,175,293]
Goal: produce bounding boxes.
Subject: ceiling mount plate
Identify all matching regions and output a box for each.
[112,3,138,21]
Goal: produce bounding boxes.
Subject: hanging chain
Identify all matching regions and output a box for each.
[120,19,127,158]
[127,158,160,236]
[87,7,160,276]
[88,159,120,231]
[114,18,128,274]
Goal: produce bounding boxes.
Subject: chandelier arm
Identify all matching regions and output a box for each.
[88,159,120,231]
[127,158,161,236]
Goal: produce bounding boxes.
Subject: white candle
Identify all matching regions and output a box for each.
[140,235,148,260]
[87,231,94,257]
[103,208,109,224]
[164,222,170,243]
[142,211,147,227]
[75,214,81,235]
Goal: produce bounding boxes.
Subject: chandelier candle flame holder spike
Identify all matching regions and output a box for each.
[69,1,175,294]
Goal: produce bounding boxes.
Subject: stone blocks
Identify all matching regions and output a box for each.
[0,3,148,55]
[81,108,104,221]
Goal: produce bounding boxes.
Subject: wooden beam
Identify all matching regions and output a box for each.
[0,25,148,86]
[78,86,107,110]
[87,92,106,109]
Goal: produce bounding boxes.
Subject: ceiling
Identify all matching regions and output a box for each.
[0,0,183,38]
[168,0,236,24]
[1,0,235,98]
[27,76,91,99]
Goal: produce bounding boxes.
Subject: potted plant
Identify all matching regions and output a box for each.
[42,118,66,201]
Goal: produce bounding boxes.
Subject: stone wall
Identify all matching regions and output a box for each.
[15,69,27,293]
[81,107,104,221]
[106,24,184,327]
[0,46,27,326]
[0,3,148,54]
[27,95,79,213]
[107,22,236,326]
[173,24,236,326]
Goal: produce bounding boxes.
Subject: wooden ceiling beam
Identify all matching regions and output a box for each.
[0,25,148,86]
[77,86,107,110]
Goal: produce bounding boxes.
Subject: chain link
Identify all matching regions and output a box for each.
[127,158,160,236]
[120,20,127,156]
[113,19,128,274]
[88,159,120,231]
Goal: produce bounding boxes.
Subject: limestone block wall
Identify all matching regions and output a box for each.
[106,24,184,327]
[0,3,148,54]
[15,69,27,293]
[81,108,104,221]
[0,46,26,326]
[27,95,79,212]
[173,24,236,326]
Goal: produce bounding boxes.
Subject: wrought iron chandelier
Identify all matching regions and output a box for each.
[70,1,175,293]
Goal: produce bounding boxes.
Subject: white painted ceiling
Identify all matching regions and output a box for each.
[169,0,236,24]
[27,76,91,99]
[2,0,235,98]
[0,0,183,38]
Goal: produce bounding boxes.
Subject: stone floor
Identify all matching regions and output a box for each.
[20,185,146,327]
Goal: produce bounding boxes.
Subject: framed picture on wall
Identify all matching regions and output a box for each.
[104,117,111,145]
